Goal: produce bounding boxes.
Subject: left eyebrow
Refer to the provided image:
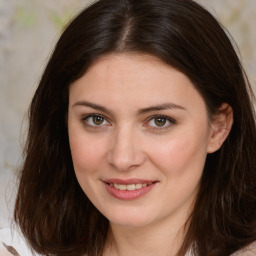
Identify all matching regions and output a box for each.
[138,103,187,115]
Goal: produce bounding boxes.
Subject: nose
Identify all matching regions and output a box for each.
[107,125,146,171]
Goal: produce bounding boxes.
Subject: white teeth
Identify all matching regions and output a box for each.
[119,184,127,190]
[110,183,153,191]
[127,184,136,190]
[135,184,142,189]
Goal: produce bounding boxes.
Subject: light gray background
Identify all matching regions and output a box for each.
[1,0,255,228]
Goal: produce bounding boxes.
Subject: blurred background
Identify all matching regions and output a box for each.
[0,0,255,228]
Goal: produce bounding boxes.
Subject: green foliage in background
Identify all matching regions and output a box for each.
[15,6,36,27]
[49,10,74,30]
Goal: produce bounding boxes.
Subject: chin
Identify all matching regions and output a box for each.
[105,211,157,228]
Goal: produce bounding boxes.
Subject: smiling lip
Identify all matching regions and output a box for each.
[103,179,158,200]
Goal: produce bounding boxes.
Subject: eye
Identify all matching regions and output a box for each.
[147,115,176,129]
[151,117,168,127]
[82,114,110,127]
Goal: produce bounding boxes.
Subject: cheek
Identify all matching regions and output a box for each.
[68,132,109,202]
[148,130,209,179]
[70,138,106,174]
[68,122,108,176]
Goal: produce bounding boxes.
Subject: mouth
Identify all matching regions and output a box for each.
[103,179,158,200]
[106,182,154,191]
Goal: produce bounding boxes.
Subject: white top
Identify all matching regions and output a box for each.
[0,227,37,256]
[1,227,256,256]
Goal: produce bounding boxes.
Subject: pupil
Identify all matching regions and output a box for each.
[93,116,103,125]
[155,118,166,126]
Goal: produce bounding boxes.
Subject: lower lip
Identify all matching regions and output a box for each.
[104,183,156,200]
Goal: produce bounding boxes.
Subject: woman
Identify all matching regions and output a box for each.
[11,0,256,255]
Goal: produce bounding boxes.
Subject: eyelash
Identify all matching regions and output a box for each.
[145,115,176,131]
[82,114,110,129]
[81,114,176,131]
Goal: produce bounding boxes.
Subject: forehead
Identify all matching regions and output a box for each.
[69,53,206,115]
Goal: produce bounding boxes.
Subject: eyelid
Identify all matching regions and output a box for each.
[81,113,111,128]
[144,115,176,129]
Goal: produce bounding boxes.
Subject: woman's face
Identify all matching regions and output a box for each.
[68,54,214,228]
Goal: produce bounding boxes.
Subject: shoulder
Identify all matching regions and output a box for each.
[0,227,37,256]
[0,243,14,256]
[230,241,256,256]
[185,243,256,256]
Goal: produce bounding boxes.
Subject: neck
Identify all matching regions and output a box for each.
[103,215,189,256]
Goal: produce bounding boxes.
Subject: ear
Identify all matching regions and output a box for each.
[207,103,233,153]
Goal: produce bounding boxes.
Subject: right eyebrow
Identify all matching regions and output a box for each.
[72,101,114,115]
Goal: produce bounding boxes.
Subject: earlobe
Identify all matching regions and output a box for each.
[207,103,233,153]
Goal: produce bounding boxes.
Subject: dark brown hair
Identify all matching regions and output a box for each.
[14,0,256,255]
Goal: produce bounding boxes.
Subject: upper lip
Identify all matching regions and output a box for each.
[103,178,157,185]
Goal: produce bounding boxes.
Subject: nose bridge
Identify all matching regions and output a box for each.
[107,123,145,171]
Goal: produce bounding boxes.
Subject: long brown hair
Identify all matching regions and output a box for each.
[14,0,256,255]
